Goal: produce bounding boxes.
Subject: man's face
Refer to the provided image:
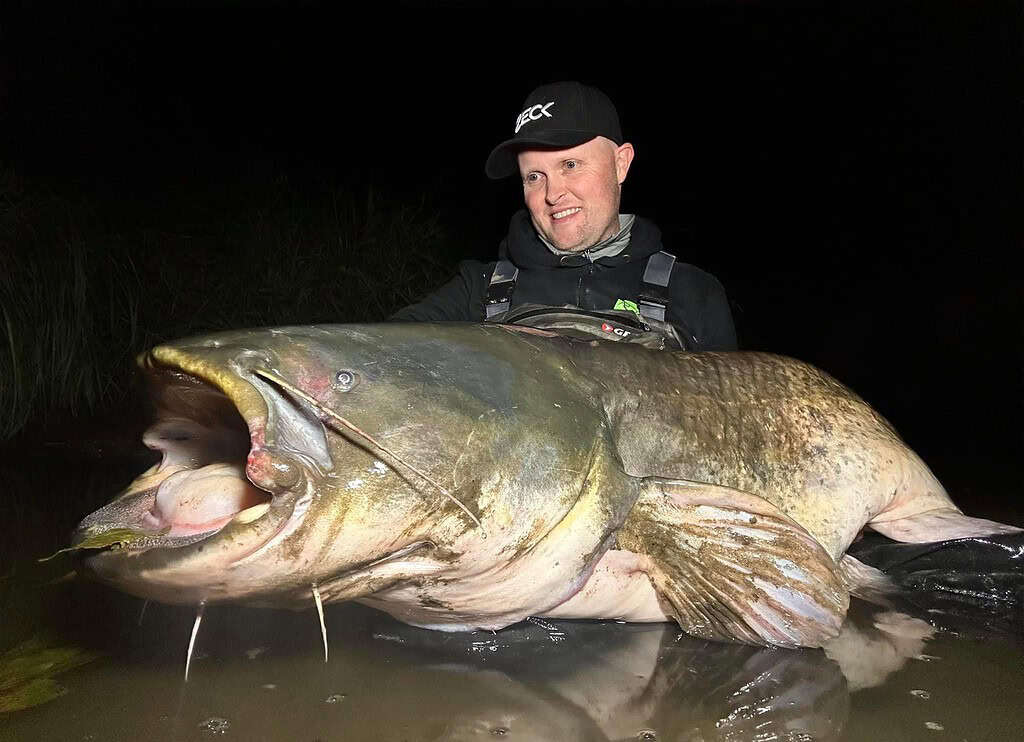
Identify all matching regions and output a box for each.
[517,137,635,252]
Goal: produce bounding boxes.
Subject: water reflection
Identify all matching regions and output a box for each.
[384,600,929,742]
[822,605,934,692]
[2,570,1021,741]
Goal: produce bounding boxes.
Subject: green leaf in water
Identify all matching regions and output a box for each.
[37,527,160,562]
[0,635,101,713]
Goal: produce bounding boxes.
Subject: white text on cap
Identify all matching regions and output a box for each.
[514,101,555,134]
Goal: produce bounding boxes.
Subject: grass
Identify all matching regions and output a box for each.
[0,169,461,442]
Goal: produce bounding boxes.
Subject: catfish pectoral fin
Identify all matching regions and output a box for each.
[619,478,849,649]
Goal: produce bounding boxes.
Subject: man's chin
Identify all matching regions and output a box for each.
[531,215,592,253]
[544,229,590,253]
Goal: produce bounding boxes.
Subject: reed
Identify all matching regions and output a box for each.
[0,170,460,441]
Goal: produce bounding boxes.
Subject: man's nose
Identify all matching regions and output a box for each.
[545,172,567,204]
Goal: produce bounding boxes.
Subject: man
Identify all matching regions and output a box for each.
[392,81,738,351]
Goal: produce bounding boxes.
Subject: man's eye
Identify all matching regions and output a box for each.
[565,160,578,170]
[525,173,541,184]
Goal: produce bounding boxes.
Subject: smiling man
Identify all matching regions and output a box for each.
[518,137,631,254]
[393,81,738,351]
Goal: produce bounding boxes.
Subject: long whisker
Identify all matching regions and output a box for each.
[312,583,328,663]
[185,601,206,683]
[138,599,149,627]
[252,368,485,534]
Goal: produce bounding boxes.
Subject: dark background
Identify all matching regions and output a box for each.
[1,3,1021,515]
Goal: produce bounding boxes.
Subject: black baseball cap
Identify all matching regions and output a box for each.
[484,81,623,179]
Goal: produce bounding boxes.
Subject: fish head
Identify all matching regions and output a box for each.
[74,325,475,606]
[74,324,629,618]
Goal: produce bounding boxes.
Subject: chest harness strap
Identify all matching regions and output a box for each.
[485,251,677,320]
[637,251,676,322]
[485,259,519,318]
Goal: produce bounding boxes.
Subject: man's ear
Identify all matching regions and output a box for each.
[615,143,635,184]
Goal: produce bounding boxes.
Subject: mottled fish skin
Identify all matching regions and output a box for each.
[73,323,993,644]
[583,346,947,560]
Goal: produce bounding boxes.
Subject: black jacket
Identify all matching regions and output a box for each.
[392,210,738,351]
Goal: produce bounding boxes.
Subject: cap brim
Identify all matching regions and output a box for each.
[484,131,600,179]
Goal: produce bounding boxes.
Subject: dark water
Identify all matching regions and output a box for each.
[3,451,1024,741]
[4,586,1024,742]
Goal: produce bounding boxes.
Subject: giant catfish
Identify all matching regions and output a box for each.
[73,323,1020,651]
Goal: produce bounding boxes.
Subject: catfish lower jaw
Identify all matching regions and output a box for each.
[72,458,278,554]
[72,482,291,559]
[79,496,301,605]
[71,485,225,553]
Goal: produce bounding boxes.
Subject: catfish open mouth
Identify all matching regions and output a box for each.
[74,351,330,555]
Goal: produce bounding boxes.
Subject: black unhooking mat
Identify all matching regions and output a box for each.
[846,530,1024,642]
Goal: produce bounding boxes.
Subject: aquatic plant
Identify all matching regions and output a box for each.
[0,633,101,713]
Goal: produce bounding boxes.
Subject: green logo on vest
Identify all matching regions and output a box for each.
[614,299,641,317]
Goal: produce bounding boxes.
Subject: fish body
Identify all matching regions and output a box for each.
[74,323,1019,647]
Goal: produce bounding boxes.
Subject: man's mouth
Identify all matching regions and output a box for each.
[551,207,582,221]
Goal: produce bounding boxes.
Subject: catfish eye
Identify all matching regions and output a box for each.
[334,370,358,391]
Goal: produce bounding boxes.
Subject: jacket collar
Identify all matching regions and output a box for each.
[501,209,664,269]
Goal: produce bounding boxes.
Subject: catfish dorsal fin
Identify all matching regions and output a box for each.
[619,478,849,648]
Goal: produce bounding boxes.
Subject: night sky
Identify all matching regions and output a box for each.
[2,5,1021,506]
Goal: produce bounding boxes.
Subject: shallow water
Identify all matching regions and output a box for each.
[3,452,1023,741]
[3,570,1023,741]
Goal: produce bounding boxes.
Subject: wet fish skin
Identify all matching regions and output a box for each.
[74,323,1019,648]
[80,324,637,632]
